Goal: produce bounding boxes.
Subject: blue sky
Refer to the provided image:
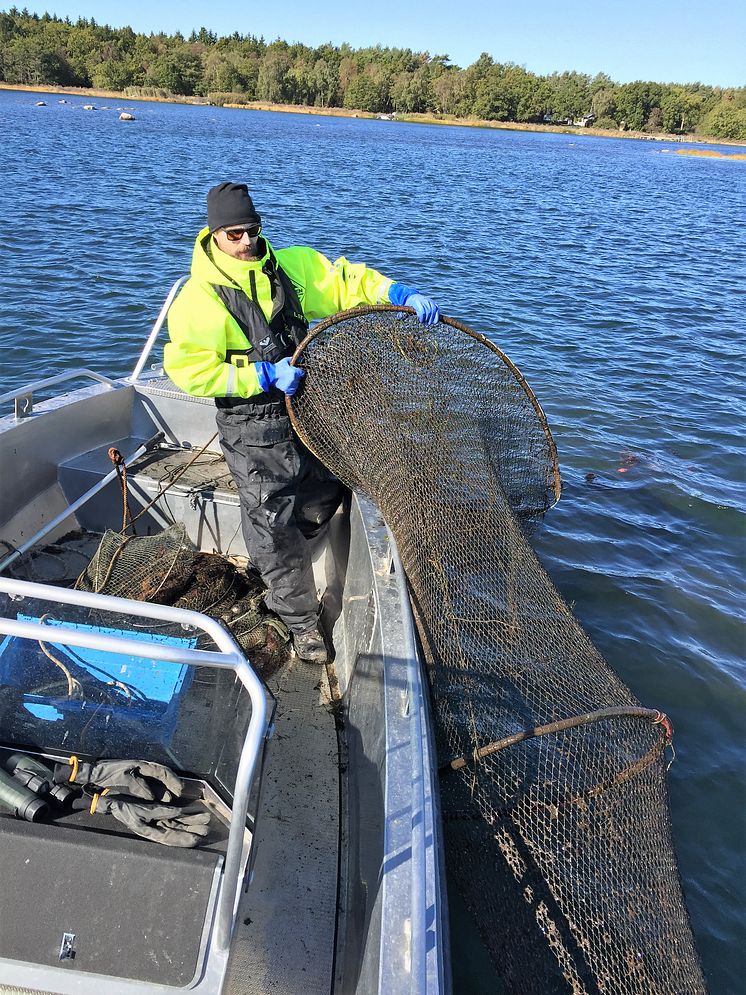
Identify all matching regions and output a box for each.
[18,1,746,87]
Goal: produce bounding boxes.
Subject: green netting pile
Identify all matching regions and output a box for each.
[74,524,289,674]
[289,306,706,995]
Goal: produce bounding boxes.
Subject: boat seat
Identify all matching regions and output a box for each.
[0,815,222,986]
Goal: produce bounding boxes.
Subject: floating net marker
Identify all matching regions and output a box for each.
[288,306,706,995]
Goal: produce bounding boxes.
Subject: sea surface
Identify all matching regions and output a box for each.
[0,88,744,993]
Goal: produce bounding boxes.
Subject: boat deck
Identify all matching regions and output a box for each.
[0,524,340,995]
[226,659,339,995]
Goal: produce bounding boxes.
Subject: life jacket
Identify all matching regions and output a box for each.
[211,243,309,419]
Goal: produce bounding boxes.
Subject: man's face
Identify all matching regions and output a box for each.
[213,224,262,261]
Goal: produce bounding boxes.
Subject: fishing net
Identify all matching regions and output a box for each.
[288,307,706,995]
[73,524,290,673]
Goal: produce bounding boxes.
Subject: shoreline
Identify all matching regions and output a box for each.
[2,81,744,148]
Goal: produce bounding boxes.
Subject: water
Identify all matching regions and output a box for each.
[0,88,744,993]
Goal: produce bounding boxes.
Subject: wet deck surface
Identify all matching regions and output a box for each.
[226,658,340,995]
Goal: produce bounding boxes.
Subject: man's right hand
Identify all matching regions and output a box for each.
[255,358,305,396]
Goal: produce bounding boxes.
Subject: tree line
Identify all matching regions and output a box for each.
[1,7,744,140]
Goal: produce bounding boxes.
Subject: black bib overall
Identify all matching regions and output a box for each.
[212,249,343,634]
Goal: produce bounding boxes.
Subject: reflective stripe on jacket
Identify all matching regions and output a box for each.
[164,227,393,400]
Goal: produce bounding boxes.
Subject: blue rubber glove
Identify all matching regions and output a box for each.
[255,358,305,397]
[388,282,440,325]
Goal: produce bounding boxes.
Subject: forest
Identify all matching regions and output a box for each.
[1,8,745,140]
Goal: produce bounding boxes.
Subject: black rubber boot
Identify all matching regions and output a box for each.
[293,627,328,664]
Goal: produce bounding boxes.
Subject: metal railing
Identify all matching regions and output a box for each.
[129,276,188,383]
[388,533,429,993]
[0,576,269,957]
[0,370,116,420]
[0,276,188,419]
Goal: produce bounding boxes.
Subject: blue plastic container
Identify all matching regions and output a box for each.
[0,615,197,753]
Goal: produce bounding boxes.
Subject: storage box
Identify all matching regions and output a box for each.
[0,616,197,754]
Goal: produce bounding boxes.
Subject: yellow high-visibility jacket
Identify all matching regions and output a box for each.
[164,229,393,398]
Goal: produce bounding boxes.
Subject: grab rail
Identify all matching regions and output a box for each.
[388,533,429,993]
[0,576,269,956]
[129,275,188,383]
[0,369,116,420]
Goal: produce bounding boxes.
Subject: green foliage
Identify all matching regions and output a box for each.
[343,70,389,113]
[151,46,203,96]
[391,65,434,113]
[0,32,79,86]
[615,81,664,131]
[202,49,258,97]
[313,58,338,108]
[207,91,250,106]
[660,89,702,133]
[644,106,664,133]
[0,8,743,140]
[88,56,132,91]
[546,71,592,121]
[591,87,616,120]
[257,42,291,102]
[701,100,746,140]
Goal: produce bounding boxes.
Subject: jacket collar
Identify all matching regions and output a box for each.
[192,227,273,287]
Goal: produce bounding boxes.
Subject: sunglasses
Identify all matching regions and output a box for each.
[223,224,262,242]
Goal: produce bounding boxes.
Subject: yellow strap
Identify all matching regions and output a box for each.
[89,787,110,815]
[68,755,79,783]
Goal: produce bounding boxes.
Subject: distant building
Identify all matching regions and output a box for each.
[543,113,596,127]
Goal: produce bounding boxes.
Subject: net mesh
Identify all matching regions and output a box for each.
[288,307,706,995]
[73,524,290,674]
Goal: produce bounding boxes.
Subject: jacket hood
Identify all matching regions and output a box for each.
[191,226,272,286]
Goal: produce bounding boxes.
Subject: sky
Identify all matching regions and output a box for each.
[14,1,746,88]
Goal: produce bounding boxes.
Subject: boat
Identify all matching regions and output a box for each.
[0,286,707,995]
[0,279,450,994]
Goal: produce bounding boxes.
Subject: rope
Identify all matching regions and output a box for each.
[123,432,219,531]
[108,447,136,534]
[36,613,83,698]
[89,786,110,814]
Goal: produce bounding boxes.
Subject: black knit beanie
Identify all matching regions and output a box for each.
[207,182,262,233]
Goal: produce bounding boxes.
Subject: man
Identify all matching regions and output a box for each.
[165,182,439,663]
